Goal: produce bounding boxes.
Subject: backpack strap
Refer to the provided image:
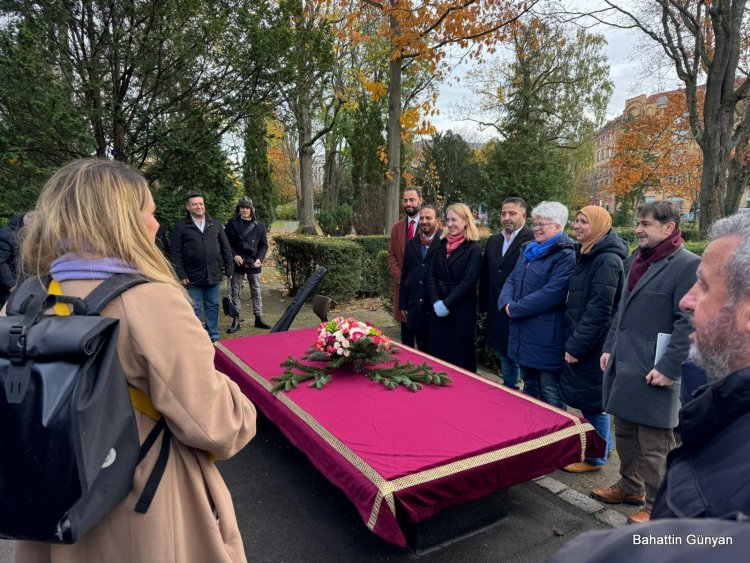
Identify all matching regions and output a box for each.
[45,274,170,515]
[82,274,149,315]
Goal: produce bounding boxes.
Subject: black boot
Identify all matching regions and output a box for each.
[227,317,241,334]
[255,315,271,329]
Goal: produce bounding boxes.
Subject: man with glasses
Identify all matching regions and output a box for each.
[592,201,699,524]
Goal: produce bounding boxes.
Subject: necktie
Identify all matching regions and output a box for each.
[407,220,416,240]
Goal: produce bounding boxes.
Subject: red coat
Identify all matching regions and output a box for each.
[387,216,412,323]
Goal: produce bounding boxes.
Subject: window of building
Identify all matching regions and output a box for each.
[657,95,668,107]
[645,196,657,203]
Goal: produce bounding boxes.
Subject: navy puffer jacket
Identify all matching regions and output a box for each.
[499,234,576,372]
[560,230,628,411]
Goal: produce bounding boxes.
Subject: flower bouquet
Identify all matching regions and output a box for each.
[271,317,452,393]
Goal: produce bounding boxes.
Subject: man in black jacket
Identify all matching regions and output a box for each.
[399,205,441,350]
[478,197,534,388]
[0,215,23,308]
[650,211,750,520]
[170,192,233,342]
[224,196,270,331]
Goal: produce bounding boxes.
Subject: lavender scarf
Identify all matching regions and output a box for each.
[50,254,139,281]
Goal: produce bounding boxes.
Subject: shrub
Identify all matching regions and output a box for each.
[274,235,363,302]
[275,201,297,221]
[684,241,708,255]
[318,204,353,236]
[614,227,638,245]
[351,236,390,296]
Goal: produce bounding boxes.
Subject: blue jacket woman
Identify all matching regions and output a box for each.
[499,201,575,408]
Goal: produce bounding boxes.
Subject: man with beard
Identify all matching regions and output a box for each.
[387,186,423,346]
[549,214,750,563]
[399,205,441,351]
[479,197,534,388]
[592,201,699,523]
[650,212,750,519]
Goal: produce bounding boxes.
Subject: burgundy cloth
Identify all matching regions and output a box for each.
[628,228,684,291]
[407,219,416,240]
[215,329,604,547]
[445,233,464,258]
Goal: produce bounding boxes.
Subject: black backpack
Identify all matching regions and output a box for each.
[0,274,170,543]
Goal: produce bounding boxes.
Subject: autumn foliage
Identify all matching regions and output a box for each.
[611,90,703,203]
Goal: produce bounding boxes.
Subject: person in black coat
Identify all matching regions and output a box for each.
[399,205,442,351]
[651,212,750,520]
[0,215,24,308]
[479,197,534,388]
[427,203,483,372]
[560,206,628,472]
[170,192,234,342]
[224,196,270,331]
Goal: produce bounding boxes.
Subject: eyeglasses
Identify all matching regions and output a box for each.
[531,222,555,230]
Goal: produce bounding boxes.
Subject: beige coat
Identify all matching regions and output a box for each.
[14,280,257,563]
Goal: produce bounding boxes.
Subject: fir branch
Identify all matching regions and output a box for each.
[271,357,332,394]
[363,361,452,392]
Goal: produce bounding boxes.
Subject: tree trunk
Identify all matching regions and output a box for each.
[725,112,750,215]
[385,11,402,233]
[298,101,317,234]
[698,94,736,237]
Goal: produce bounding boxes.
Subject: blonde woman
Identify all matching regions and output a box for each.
[427,203,483,372]
[12,159,256,563]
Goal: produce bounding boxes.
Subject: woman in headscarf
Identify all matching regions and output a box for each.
[427,203,483,372]
[561,205,628,472]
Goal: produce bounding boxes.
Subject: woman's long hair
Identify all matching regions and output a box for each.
[20,158,184,294]
[445,203,480,241]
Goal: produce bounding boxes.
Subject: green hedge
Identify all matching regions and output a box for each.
[351,236,390,297]
[274,235,363,302]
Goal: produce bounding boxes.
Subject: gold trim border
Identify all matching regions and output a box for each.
[215,342,595,535]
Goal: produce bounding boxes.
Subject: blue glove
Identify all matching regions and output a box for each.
[433,300,449,317]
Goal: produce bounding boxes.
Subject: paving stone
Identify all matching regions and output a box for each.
[596,508,629,527]
[558,489,603,514]
[535,476,568,494]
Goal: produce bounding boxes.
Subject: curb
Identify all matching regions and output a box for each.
[533,476,629,527]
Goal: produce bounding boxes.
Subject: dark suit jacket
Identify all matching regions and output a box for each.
[478,226,534,354]
[399,234,441,331]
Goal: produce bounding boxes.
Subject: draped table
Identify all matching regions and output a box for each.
[214,329,604,547]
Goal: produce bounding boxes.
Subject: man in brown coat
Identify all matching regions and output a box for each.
[387,186,423,347]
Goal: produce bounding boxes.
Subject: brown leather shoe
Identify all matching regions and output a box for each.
[591,485,645,506]
[562,461,603,473]
[627,507,652,524]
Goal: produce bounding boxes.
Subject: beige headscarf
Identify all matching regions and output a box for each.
[578,205,612,254]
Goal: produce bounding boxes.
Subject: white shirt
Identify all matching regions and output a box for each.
[192,217,206,233]
[502,226,523,256]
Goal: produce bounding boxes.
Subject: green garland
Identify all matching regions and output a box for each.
[271,356,452,394]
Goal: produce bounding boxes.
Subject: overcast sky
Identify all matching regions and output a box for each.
[429,3,682,142]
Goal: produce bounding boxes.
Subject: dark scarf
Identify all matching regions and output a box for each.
[628,228,684,291]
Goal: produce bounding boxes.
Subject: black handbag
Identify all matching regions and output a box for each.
[222,295,240,318]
